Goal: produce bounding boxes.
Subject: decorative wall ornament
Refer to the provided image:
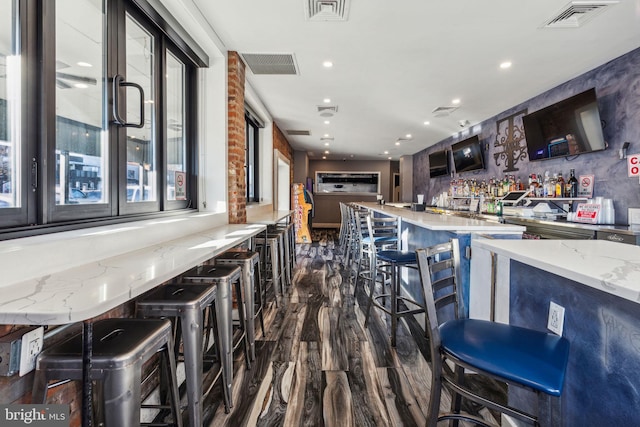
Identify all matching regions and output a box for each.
[494,110,528,173]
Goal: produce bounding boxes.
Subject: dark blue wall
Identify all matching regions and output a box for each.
[413,47,640,225]
[509,260,640,426]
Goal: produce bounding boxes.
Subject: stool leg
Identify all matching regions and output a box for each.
[161,338,184,427]
[180,308,204,427]
[254,259,266,338]
[235,276,252,369]
[390,261,398,347]
[103,364,142,427]
[216,282,234,410]
[241,263,256,361]
[270,241,283,302]
[31,370,49,404]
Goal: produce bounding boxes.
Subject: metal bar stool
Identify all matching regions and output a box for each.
[180,264,252,410]
[254,233,286,304]
[269,222,295,289]
[136,283,221,425]
[215,250,265,359]
[32,318,182,427]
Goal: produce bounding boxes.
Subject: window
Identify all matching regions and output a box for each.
[0,0,206,236]
[245,108,263,203]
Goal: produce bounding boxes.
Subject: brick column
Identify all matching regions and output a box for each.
[228,51,247,224]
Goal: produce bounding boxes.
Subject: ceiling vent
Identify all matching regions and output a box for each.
[305,0,350,21]
[240,53,299,75]
[286,130,311,136]
[543,1,618,28]
[432,106,459,118]
[317,105,339,117]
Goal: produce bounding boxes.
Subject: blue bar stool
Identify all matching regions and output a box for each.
[215,250,265,358]
[136,283,221,425]
[180,264,251,410]
[32,318,182,427]
[416,239,570,427]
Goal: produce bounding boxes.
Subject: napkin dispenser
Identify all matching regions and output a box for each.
[411,203,425,211]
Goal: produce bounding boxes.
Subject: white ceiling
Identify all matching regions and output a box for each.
[192,0,640,160]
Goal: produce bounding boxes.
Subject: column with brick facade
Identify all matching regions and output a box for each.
[228,51,247,224]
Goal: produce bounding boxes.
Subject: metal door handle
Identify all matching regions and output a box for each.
[112,74,145,128]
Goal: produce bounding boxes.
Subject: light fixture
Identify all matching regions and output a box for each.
[383,150,389,155]
[388,156,392,160]
[324,150,330,154]
[74,83,88,89]
[324,142,330,146]
[500,61,512,69]
[322,156,327,159]
[323,98,331,103]
[323,61,333,68]
[424,121,430,125]
[452,98,461,105]
[324,133,330,138]
[395,141,400,146]
[324,120,330,125]
[406,134,412,139]
[77,61,92,67]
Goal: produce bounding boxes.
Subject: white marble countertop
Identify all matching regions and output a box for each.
[359,202,524,233]
[0,215,266,325]
[472,239,640,303]
[247,210,293,225]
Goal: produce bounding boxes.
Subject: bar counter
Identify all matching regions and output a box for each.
[0,212,266,325]
[470,238,640,426]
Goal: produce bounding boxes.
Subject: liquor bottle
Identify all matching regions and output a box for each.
[555,172,565,198]
[543,172,550,198]
[567,169,578,198]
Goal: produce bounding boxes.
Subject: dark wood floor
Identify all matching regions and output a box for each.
[204,230,500,427]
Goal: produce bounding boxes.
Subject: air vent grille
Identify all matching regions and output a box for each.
[317,105,339,117]
[543,1,618,28]
[432,106,459,117]
[286,130,311,136]
[305,0,350,21]
[240,53,298,75]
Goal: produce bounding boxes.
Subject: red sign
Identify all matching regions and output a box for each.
[575,203,600,224]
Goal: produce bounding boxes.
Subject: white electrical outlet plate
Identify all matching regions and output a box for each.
[19,326,44,376]
[547,302,565,336]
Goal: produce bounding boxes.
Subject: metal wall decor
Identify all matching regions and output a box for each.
[493,110,528,172]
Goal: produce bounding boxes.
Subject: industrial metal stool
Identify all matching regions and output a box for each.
[255,233,286,304]
[216,250,265,356]
[136,283,222,426]
[32,318,182,427]
[180,264,251,410]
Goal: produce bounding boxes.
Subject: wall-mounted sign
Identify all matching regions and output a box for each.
[627,154,640,177]
[577,174,594,198]
[575,203,600,224]
[175,171,186,200]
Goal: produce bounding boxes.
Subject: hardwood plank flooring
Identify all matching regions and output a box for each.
[205,229,502,426]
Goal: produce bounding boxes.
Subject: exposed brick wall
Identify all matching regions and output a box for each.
[273,123,295,186]
[228,51,247,224]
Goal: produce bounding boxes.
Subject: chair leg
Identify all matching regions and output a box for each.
[427,358,444,427]
[102,364,142,427]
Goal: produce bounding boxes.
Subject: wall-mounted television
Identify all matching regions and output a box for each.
[452,135,485,173]
[522,88,606,161]
[429,149,450,178]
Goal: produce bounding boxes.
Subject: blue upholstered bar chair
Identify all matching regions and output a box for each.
[416,239,570,427]
[362,214,418,347]
[352,209,398,297]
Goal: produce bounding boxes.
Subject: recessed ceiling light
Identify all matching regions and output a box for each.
[500,61,512,69]
[323,98,331,103]
[406,134,412,139]
[324,142,330,146]
[324,133,330,138]
[350,154,354,158]
[323,61,333,68]
[324,120,330,125]
[324,150,330,154]
[383,150,389,155]
[322,156,326,159]
[395,141,400,146]
[424,121,430,125]
[77,61,92,67]
[388,156,392,160]
[74,83,88,89]
[452,98,461,105]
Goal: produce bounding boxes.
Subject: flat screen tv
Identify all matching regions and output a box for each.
[523,88,606,161]
[429,149,450,178]
[452,135,485,173]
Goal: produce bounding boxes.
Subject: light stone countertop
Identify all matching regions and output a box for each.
[0,212,266,325]
[472,239,640,303]
[358,202,525,234]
